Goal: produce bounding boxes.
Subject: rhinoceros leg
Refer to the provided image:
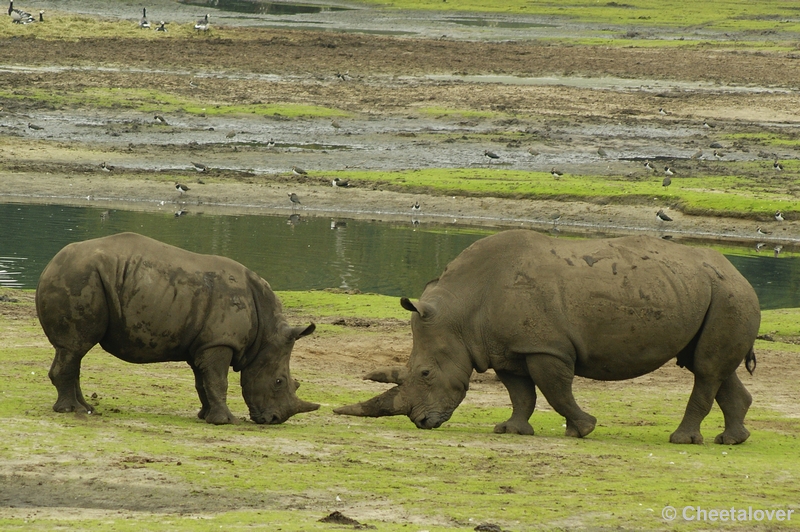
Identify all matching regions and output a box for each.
[713,372,752,444]
[669,374,721,444]
[526,354,597,438]
[493,370,536,435]
[190,346,238,425]
[49,345,94,414]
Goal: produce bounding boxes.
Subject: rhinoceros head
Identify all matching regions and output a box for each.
[334,297,472,429]
[241,322,319,424]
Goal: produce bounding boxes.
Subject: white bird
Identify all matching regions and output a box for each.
[658,107,667,115]
[139,7,150,29]
[332,177,350,188]
[656,209,673,222]
[757,227,771,235]
[99,162,114,172]
[154,114,168,124]
[411,201,421,213]
[775,210,785,222]
[175,183,190,195]
[291,165,307,176]
[551,168,563,179]
[191,162,208,172]
[774,160,784,171]
[644,161,654,171]
[266,138,276,148]
[664,166,675,176]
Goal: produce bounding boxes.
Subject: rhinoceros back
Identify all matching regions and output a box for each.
[36,233,262,365]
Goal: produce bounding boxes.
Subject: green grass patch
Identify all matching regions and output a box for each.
[277,290,408,320]
[322,168,799,219]
[0,86,347,118]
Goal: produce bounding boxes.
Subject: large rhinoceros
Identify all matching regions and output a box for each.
[335,230,760,444]
[36,232,318,425]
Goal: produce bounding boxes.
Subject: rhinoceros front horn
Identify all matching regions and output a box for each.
[296,398,320,414]
[333,386,409,417]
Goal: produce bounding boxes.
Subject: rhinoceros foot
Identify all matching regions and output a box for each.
[493,419,534,435]
[669,429,704,444]
[198,406,239,425]
[714,427,750,445]
[53,399,93,415]
[565,416,596,438]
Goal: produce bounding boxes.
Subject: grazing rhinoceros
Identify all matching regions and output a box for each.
[36,232,318,425]
[335,230,760,444]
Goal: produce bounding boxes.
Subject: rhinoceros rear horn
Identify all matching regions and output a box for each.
[364,366,408,385]
[333,386,409,417]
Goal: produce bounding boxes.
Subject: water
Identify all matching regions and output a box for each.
[1,203,797,309]
[179,0,351,15]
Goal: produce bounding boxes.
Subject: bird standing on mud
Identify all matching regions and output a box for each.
[332,178,350,188]
[292,166,307,176]
[175,183,190,195]
[411,201,421,213]
[775,210,785,222]
[484,150,500,160]
[656,209,673,222]
[288,193,302,211]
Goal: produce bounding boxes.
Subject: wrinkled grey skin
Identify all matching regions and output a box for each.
[336,230,760,444]
[36,232,318,425]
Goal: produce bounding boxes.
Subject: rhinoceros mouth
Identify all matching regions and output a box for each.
[413,411,452,429]
[250,412,283,424]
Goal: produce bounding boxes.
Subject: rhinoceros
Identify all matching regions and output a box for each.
[36,232,318,425]
[335,230,760,444]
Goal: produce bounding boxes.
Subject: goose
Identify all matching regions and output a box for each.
[155,21,167,32]
[194,13,209,31]
[139,7,150,29]
[8,1,34,23]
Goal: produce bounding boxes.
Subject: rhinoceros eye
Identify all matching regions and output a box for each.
[421,370,430,377]
[275,378,283,385]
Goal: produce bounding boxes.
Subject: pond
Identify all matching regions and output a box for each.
[1,203,799,309]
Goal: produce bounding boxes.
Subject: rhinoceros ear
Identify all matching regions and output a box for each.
[400,297,435,319]
[290,322,315,340]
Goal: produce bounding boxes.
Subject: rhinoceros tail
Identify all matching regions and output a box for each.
[745,347,756,375]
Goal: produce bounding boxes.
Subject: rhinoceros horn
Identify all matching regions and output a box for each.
[296,398,320,413]
[363,366,408,384]
[333,385,409,417]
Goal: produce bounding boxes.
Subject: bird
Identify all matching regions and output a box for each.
[664,166,675,176]
[775,210,785,222]
[755,242,767,253]
[597,147,608,158]
[332,178,350,188]
[774,245,783,258]
[175,183,190,195]
[226,130,236,138]
[174,209,187,217]
[288,192,301,210]
[8,0,34,23]
[411,201,421,213]
[757,226,772,235]
[644,160,654,171]
[37,9,42,22]
[551,168,563,179]
[100,210,110,221]
[658,107,667,115]
[139,7,150,29]
[155,21,167,32]
[99,162,115,172]
[194,13,209,31]
[291,165,307,176]
[27,123,43,130]
[331,120,341,129]
[713,150,724,159]
[703,120,715,129]
[191,162,208,172]
[484,150,500,160]
[774,160,784,171]
[662,176,671,188]
[330,220,347,229]
[154,114,168,124]
[690,149,703,160]
[266,138,276,148]
[656,209,673,222]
